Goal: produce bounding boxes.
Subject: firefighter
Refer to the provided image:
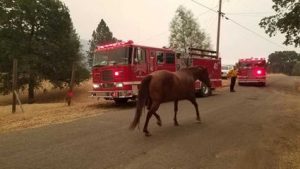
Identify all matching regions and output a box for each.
[65,89,74,106]
[227,66,238,92]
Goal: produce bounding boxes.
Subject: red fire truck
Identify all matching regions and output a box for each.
[237,58,267,86]
[90,40,222,104]
[188,48,222,96]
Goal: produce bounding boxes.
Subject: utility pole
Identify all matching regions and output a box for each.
[216,0,223,58]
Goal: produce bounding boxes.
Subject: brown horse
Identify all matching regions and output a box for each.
[129,66,211,136]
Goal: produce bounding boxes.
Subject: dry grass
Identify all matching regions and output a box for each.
[0,79,123,133]
[0,80,93,106]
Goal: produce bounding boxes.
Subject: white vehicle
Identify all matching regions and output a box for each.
[221,65,234,79]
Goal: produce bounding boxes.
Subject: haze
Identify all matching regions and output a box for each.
[61,0,299,65]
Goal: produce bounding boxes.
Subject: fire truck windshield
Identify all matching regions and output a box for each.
[239,61,265,69]
[93,47,130,67]
[254,62,265,67]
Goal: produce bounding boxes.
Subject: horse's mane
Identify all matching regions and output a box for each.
[179,66,206,73]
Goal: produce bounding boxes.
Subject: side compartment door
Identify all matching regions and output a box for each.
[238,62,251,80]
[132,47,148,80]
[148,50,156,73]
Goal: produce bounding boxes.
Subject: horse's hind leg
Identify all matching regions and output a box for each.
[146,97,152,110]
[143,111,153,137]
[189,97,201,123]
[174,100,179,126]
[153,112,162,126]
[143,102,160,136]
[146,98,161,126]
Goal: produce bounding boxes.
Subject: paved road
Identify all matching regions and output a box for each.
[1,74,300,169]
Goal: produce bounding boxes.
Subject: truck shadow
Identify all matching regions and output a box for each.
[87,100,136,110]
[238,83,266,87]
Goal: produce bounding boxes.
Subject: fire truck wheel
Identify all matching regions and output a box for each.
[199,83,211,97]
[259,82,266,87]
[114,98,128,104]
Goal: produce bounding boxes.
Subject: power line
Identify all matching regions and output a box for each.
[190,0,218,13]
[196,5,219,18]
[137,2,188,44]
[226,12,274,17]
[225,18,286,50]
[226,12,274,15]
[190,0,287,50]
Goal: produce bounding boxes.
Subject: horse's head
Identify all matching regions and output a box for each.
[189,66,211,88]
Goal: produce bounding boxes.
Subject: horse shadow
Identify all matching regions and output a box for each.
[87,100,136,110]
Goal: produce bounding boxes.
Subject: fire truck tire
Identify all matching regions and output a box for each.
[114,98,128,104]
[199,83,212,97]
[259,82,266,87]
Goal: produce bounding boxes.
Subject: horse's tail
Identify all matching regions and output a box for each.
[129,75,152,130]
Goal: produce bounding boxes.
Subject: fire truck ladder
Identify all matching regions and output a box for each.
[188,48,218,58]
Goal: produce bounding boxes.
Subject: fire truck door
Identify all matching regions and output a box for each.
[155,51,164,71]
[148,51,155,73]
[132,47,148,79]
[238,62,251,78]
[154,51,176,72]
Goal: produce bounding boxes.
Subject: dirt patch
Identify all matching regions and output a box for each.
[222,79,230,87]
[294,81,300,92]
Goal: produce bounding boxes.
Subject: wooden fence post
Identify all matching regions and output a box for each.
[67,62,76,106]
[12,59,17,113]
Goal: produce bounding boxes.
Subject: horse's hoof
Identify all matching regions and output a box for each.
[144,132,152,137]
[157,121,162,126]
[174,122,179,126]
[196,120,202,124]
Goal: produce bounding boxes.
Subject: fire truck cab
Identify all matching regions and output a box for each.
[90,40,176,104]
[237,58,267,86]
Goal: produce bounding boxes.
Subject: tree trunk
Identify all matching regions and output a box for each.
[28,74,35,104]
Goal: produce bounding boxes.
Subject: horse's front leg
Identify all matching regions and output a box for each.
[189,97,201,123]
[174,100,179,126]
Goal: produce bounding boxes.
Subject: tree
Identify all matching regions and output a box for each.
[292,61,300,76]
[259,0,300,47]
[169,5,211,67]
[87,19,117,67]
[0,0,89,103]
[268,51,300,75]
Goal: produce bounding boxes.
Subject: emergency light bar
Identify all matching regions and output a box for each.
[96,40,134,51]
[239,58,265,62]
